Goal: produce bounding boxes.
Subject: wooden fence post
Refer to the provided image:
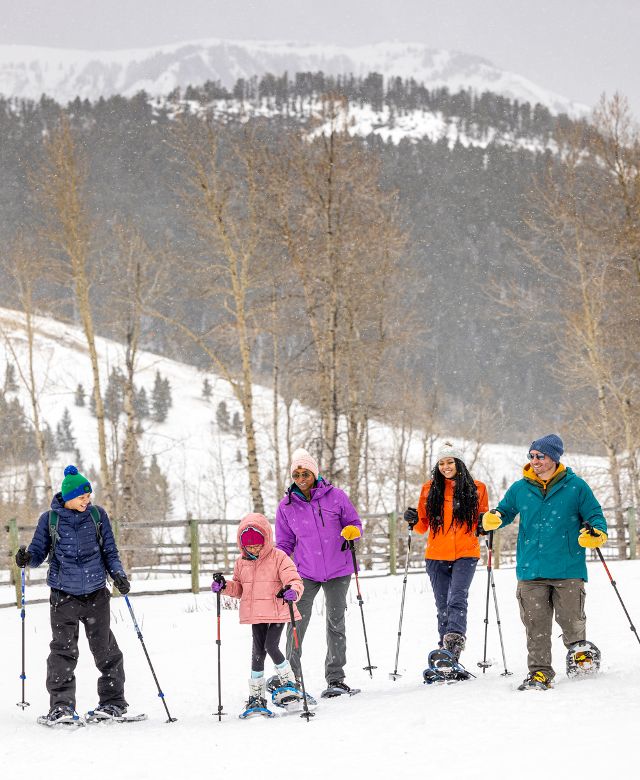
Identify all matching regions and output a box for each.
[388,511,397,576]
[189,515,200,594]
[8,518,21,607]
[627,507,637,560]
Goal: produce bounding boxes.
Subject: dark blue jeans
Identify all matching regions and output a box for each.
[426,558,478,643]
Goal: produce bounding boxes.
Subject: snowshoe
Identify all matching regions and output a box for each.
[320,680,361,698]
[425,648,474,684]
[85,704,147,723]
[517,671,553,691]
[239,694,275,719]
[566,641,600,678]
[37,706,84,728]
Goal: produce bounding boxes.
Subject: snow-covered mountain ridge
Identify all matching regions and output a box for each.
[0,38,588,117]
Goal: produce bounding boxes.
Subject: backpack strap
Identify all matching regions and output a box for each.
[89,506,103,548]
[47,506,103,563]
[47,510,60,563]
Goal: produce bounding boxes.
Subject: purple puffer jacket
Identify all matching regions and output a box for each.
[275,479,362,582]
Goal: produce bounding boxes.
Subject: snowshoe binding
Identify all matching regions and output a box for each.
[37,705,84,728]
[239,678,275,719]
[566,640,601,678]
[266,675,317,709]
[517,670,553,691]
[320,680,361,698]
[424,648,474,685]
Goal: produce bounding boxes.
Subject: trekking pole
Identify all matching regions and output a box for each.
[348,540,377,677]
[215,589,226,721]
[124,594,177,722]
[279,590,315,722]
[17,562,30,709]
[584,523,640,648]
[488,545,512,676]
[390,527,413,680]
[477,531,493,673]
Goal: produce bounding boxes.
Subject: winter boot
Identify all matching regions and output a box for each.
[246,676,268,710]
[517,671,553,691]
[443,632,466,661]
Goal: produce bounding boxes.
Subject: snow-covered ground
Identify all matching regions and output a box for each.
[1,560,638,778]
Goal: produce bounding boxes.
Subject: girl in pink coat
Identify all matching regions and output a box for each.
[211,512,304,713]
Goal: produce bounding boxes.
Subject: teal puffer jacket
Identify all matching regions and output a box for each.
[495,466,607,581]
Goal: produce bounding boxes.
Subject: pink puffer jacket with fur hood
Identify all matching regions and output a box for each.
[224,513,303,624]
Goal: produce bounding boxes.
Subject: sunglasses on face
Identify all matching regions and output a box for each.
[527,453,547,461]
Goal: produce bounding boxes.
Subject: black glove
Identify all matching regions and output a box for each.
[404,507,418,529]
[113,572,130,595]
[15,545,31,568]
[476,514,488,536]
[212,572,227,590]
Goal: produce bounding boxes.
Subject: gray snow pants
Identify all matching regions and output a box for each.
[47,587,127,710]
[286,575,351,685]
[516,578,586,679]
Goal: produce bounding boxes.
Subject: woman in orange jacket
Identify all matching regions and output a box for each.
[404,442,488,661]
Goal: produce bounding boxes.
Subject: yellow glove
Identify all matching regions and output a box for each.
[578,528,607,548]
[340,525,361,541]
[482,511,502,531]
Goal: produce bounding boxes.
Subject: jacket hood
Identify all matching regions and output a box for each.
[286,476,332,503]
[236,512,274,558]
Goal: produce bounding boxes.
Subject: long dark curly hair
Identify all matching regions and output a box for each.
[425,459,479,535]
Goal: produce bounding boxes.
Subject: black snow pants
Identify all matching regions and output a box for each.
[47,587,127,710]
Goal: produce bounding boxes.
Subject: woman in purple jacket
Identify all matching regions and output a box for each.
[275,448,362,698]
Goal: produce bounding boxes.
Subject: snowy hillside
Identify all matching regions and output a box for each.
[0,38,588,116]
[1,562,638,776]
[0,306,611,519]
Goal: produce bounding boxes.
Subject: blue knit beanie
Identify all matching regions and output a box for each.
[61,465,92,501]
[529,434,564,463]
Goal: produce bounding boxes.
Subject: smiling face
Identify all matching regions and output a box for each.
[244,543,263,558]
[438,457,457,480]
[528,450,557,480]
[292,468,315,497]
[65,493,92,511]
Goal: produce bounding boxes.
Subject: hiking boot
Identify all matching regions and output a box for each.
[44,705,76,723]
[321,680,359,698]
[518,671,553,691]
[92,703,128,719]
[443,632,466,661]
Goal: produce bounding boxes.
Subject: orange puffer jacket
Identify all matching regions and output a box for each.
[414,478,489,561]
[224,512,303,624]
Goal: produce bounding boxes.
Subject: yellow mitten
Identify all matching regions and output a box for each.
[578,528,607,548]
[481,511,502,531]
[340,525,361,541]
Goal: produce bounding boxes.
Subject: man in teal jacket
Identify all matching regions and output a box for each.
[482,434,607,690]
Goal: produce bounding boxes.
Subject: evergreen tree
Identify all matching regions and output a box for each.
[134,385,150,419]
[231,410,243,437]
[216,400,230,432]
[202,377,212,400]
[151,371,171,423]
[104,368,124,422]
[74,383,86,407]
[56,407,76,450]
[89,386,97,417]
[4,362,18,393]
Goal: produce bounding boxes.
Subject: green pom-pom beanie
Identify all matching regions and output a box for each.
[61,465,92,501]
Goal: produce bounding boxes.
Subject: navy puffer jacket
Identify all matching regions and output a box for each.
[28,493,124,596]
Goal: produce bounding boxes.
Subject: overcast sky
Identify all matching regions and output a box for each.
[0,0,638,116]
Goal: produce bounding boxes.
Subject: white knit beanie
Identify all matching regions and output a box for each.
[290,448,319,479]
[434,441,465,465]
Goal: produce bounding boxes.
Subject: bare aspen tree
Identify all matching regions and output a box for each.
[29,114,114,515]
[266,98,408,499]
[153,118,269,512]
[519,122,628,554]
[0,234,53,499]
[107,222,169,555]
